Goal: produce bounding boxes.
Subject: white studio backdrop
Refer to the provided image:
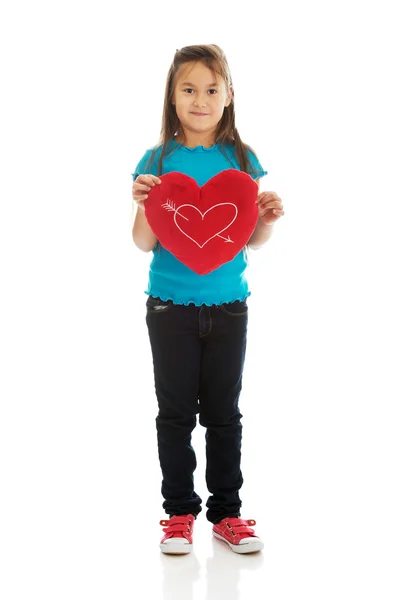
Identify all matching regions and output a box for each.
[0,0,399,598]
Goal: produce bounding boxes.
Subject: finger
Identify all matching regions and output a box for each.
[258,191,280,199]
[260,199,282,208]
[132,191,148,201]
[259,200,283,210]
[138,176,156,187]
[256,193,281,204]
[140,175,162,186]
[259,206,284,218]
[134,183,152,192]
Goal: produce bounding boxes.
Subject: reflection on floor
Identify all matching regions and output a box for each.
[160,526,265,600]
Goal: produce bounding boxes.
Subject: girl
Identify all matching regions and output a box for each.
[131,44,284,555]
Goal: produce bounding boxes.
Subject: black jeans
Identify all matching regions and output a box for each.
[145,295,248,524]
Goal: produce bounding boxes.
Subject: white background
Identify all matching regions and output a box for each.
[1,0,399,598]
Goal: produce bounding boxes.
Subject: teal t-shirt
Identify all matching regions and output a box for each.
[132,139,267,306]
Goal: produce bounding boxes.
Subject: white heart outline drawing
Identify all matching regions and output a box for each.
[173,202,238,248]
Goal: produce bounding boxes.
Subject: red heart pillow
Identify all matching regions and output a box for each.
[144,169,259,275]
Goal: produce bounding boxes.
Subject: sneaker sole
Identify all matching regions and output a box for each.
[160,542,192,555]
[212,531,264,554]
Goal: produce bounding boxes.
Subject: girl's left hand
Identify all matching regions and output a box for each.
[256,191,285,224]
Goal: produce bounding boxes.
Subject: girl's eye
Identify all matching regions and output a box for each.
[183,89,218,95]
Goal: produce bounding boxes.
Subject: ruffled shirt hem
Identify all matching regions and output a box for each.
[145,290,251,307]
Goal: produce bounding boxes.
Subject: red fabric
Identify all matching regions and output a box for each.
[145,169,259,275]
[159,514,195,544]
[212,518,258,543]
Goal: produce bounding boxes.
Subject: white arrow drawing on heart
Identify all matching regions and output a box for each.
[162,198,237,247]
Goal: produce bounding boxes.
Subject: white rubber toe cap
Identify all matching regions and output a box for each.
[160,538,192,554]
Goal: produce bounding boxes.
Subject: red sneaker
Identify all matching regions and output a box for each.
[212,518,264,554]
[159,514,195,554]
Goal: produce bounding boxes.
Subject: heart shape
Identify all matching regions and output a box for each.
[174,203,238,248]
[145,169,259,275]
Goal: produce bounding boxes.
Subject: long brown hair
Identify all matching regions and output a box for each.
[145,44,261,176]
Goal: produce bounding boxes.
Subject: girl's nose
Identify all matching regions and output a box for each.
[194,94,207,107]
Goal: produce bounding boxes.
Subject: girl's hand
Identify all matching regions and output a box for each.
[256,191,285,225]
[132,174,162,211]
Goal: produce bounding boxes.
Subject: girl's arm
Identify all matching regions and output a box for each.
[248,178,274,250]
[132,207,158,252]
[132,174,161,252]
[247,179,284,250]
[247,221,274,250]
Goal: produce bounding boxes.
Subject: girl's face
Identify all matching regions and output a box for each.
[172,61,232,143]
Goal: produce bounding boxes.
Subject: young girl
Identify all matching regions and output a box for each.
[131,44,284,555]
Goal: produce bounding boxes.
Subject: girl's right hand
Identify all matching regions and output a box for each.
[132,174,162,211]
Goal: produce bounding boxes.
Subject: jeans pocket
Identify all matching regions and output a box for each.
[220,299,248,317]
[146,296,172,313]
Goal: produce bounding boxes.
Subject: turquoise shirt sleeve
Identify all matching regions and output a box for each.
[131,147,159,181]
[247,149,268,180]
